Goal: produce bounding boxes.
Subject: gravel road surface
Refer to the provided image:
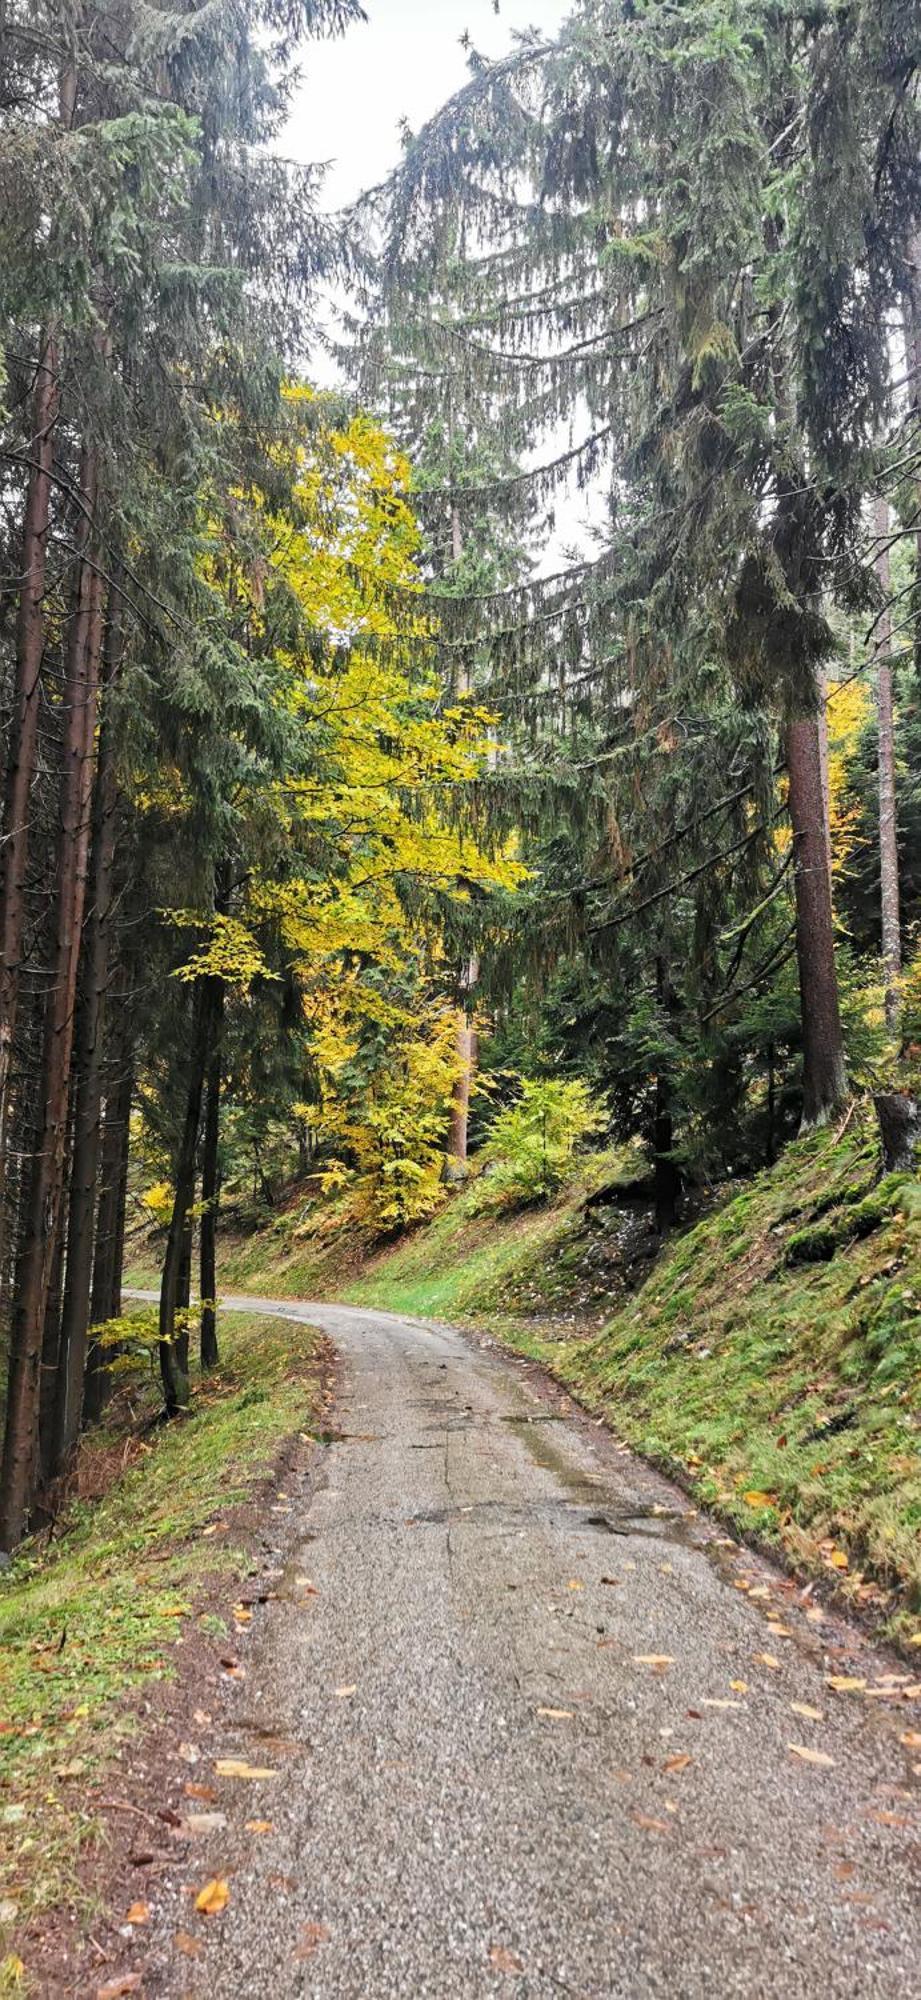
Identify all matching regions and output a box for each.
[137,1297,921,1998]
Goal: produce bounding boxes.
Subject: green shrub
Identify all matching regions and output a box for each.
[474,1078,606,1213]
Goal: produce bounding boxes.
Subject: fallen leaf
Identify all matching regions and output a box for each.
[536,1706,573,1720]
[788,1744,835,1768]
[183,1813,227,1835]
[632,1812,670,1834]
[294,1921,330,1962]
[662,1753,693,1773]
[827,1676,867,1693]
[184,1782,217,1803]
[125,1902,149,1926]
[791,1702,824,1722]
[753,1653,781,1670]
[567,1579,585,1591]
[743,1491,776,1508]
[729,1680,749,1694]
[490,1946,524,1974]
[828,1550,849,1571]
[833,1861,855,1882]
[175,1930,202,1958]
[96,1980,141,2000]
[195,1878,230,1916]
[900,1731,921,1749]
[334,1685,357,1699]
[233,1606,253,1625]
[214,1760,277,1780]
[748,1585,771,1600]
[701,1698,743,1709]
[869,1810,909,1827]
[908,1634,921,1648]
[633,1655,675,1667]
[245,1818,274,1834]
[178,1742,200,1765]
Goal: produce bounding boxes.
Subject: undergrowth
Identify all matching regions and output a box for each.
[0,1310,323,1969]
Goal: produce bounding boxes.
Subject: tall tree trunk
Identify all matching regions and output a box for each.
[446,956,479,1179]
[0,445,104,1547]
[159,978,220,1415]
[786,714,848,1128]
[0,334,61,1283]
[52,595,122,1469]
[199,986,225,1372]
[904,230,921,678]
[873,495,901,1029]
[84,1047,133,1425]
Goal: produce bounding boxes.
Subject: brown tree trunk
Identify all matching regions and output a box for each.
[159,978,220,1415]
[873,496,901,1029]
[0,334,61,1280]
[446,957,479,1179]
[0,445,104,1547]
[52,595,122,1469]
[199,987,225,1372]
[904,231,921,677]
[786,714,848,1128]
[84,1047,133,1424]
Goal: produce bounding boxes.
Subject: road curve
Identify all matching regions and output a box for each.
[137,1295,921,1998]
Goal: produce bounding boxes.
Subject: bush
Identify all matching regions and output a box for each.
[474,1078,606,1213]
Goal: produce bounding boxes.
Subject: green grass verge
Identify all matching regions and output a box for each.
[508,1120,921,1636]
[0,1310,323,1973]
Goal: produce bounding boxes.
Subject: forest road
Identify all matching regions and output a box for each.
[138,1296,921,1999]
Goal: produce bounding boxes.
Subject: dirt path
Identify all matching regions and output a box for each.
[132,1296,921,1997]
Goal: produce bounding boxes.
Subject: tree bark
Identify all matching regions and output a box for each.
[903,230,921,678]
[0,335,61,1284]
[0,444,104,1548]
[786,714,848,1128]
[52,594,122,1469]
[199,986,225,1372]
[874,1091,921,1173]
[446,956,479,1179]
[873,495,901,1029]
[159,978,220,1414]
[84,1047,133,1424]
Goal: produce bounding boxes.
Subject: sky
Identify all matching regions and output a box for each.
[288,0,571,208]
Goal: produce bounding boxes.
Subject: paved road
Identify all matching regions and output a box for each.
[140,1297,921,1998]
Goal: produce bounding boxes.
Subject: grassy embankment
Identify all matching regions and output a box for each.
[0,1309,325,1981]
[196,1110,921,1633]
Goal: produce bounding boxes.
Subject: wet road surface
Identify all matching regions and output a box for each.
[139,1297,921,1998]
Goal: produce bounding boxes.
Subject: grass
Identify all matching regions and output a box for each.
[0,1309,324,1970]
[507,1118,921,1637]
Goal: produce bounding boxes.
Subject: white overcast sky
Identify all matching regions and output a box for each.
[288,0,571,208]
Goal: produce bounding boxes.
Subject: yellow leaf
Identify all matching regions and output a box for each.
[788,1744,835,1767]
[791,1702,824,1721]
[742,1491,776,1508]
[245,1819,274,1834]
[754,1653,781,1670]
[826,1676,867,1693]
[633,1654,675,1667]
[195,1878,230,1916]
[214,1760,278,1780]
[828,1550,849,1570]
[729,1680,749,1694]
